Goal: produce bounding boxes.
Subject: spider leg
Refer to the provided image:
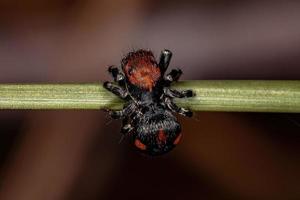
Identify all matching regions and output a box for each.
[159,49,172,73]
[108,65,125,86]
[105,102,137,119]
[121,122,134,135]
[106,109,125,119]
[164,97,193,117]
[104,81,128,99]
[164,88,195,98]
[164,69,183,84]
[118,117,134,143]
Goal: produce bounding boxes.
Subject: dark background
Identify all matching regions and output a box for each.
[0,0,299,199]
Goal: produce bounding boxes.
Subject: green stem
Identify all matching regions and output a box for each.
[0,81,299,112]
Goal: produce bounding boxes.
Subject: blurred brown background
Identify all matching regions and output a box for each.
[0,0,299,199]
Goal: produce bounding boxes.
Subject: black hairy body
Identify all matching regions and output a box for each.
[104,49,194,156]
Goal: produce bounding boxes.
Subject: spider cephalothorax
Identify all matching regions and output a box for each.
[104,49,194,156]
[122,50,160,91]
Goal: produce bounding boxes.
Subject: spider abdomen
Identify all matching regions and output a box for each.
[131,108,182,155]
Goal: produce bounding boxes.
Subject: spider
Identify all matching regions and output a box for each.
[104,49,194,156]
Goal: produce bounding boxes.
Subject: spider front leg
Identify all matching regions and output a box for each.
[108,65,125,86]
[159,49,172,73]
[103,81,128,99]
[164,97,193,117]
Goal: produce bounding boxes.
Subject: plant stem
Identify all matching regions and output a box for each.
[0,81,299,112]
[175,81,300,113]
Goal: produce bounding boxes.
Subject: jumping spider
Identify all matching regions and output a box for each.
[104,49,194,156]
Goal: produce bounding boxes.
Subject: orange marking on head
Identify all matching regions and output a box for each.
[158,129,167,143]
[173,133,182,145]
[124,56,161,91]
[134,139,147,150]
